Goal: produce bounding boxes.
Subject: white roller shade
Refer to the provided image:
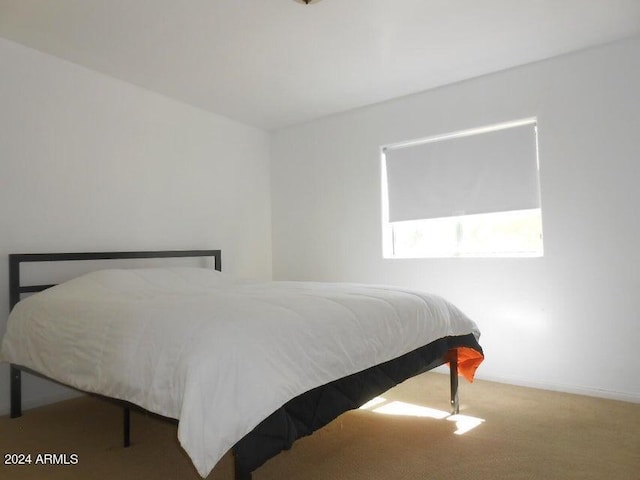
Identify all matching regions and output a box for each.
[385,122,540,222]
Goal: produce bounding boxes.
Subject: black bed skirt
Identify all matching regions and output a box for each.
[233,333,482,475]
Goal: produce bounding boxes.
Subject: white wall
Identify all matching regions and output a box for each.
[272,37,640,402]
[0,38,272,413]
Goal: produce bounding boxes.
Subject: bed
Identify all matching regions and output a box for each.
[1,250,484,479]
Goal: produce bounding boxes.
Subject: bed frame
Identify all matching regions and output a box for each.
[7,249,463,480]
[8,250,221,445]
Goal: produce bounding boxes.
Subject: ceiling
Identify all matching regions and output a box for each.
[1,0,639,131]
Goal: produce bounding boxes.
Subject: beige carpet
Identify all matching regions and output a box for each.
[1,372,639,479]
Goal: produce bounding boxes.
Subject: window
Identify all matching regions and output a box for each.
[382,119,543,258]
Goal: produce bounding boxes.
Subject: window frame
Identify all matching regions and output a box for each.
[381,118,543,259]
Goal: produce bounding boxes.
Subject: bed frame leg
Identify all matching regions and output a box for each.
[10,364,22,418]
[449,351,460,415]
[234,452,252,480]
[123,407,131,447]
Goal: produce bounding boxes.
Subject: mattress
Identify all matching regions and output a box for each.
[1,267,482,477]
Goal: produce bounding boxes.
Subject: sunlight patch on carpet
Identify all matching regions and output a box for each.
[359,397,485,435]
[359,397,387,410]
[447,414,485,435]
[373,401,450,419]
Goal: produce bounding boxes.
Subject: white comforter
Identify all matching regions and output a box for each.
[1,268,480,477]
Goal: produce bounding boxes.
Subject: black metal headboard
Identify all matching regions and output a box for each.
[8,249,222,311]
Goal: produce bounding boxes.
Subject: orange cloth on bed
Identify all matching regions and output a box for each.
[452,347,484,382]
